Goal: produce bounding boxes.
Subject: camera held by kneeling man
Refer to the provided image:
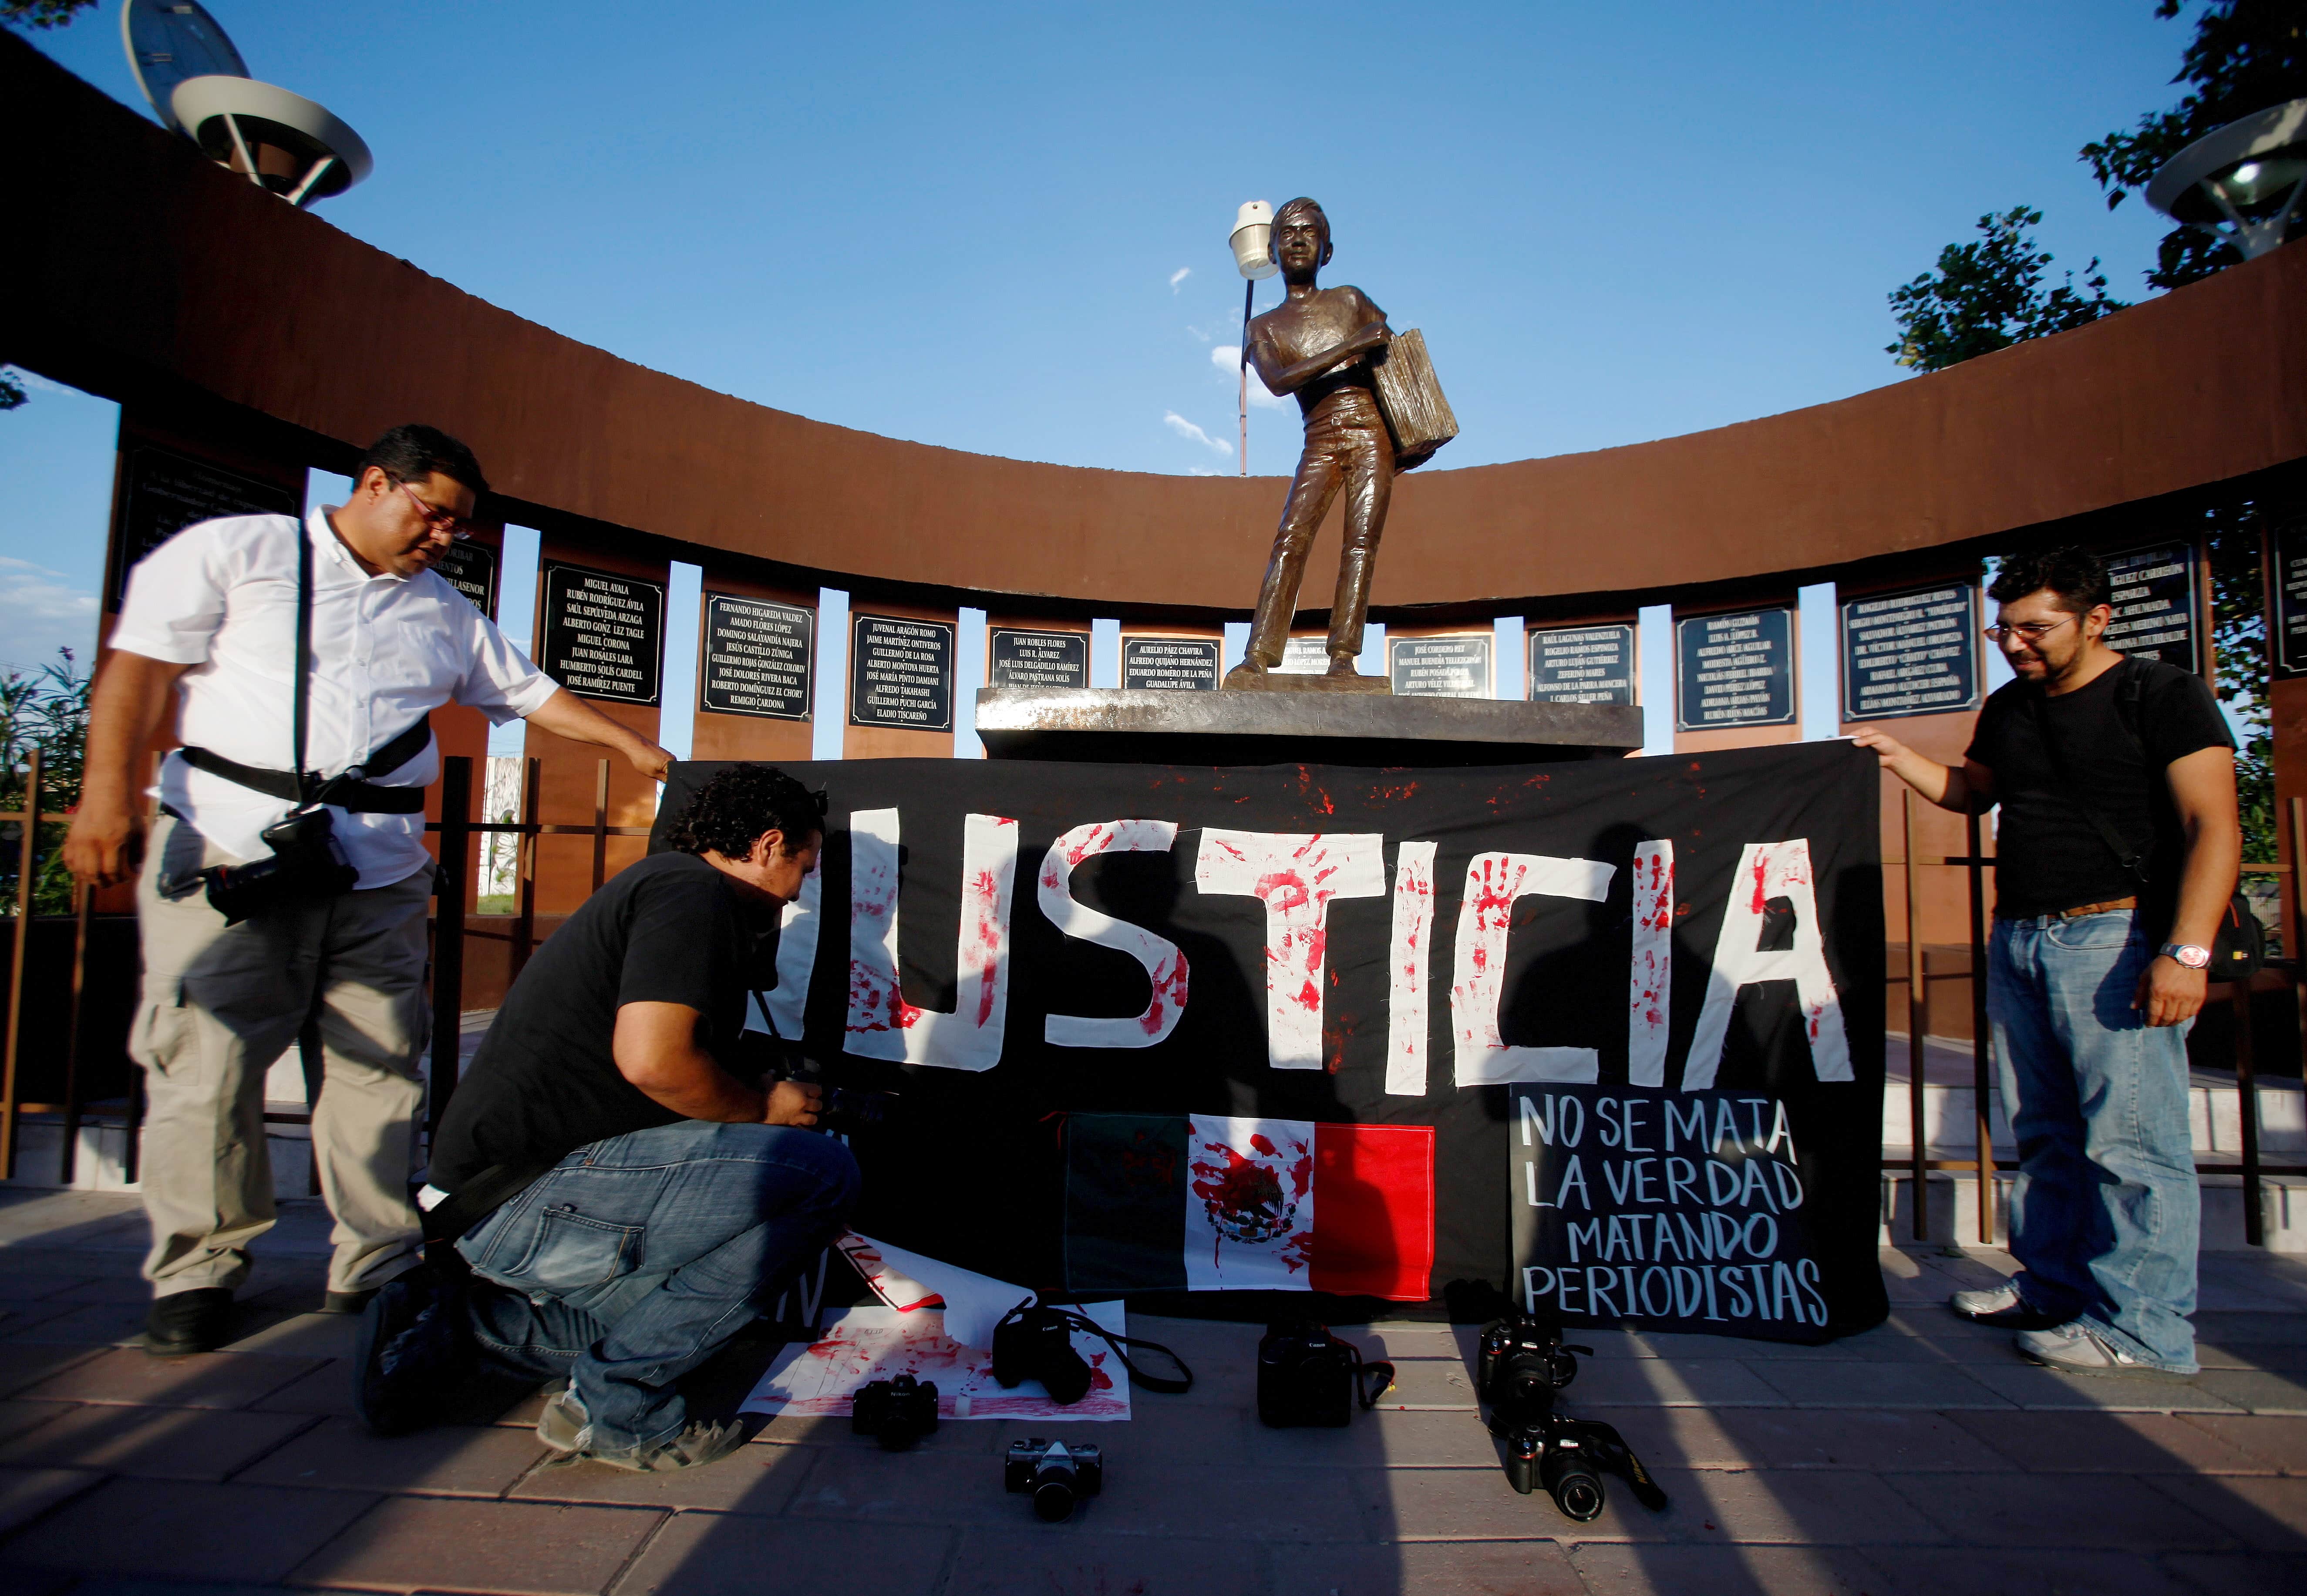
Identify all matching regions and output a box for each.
[359,764,855,1471]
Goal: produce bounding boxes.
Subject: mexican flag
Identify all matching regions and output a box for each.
[1063,1114,1436,1301]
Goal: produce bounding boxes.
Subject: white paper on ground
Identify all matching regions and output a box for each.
[836,1231,1036,1352]
[741,1301,1132,1421]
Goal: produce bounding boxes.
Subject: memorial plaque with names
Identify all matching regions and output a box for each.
[990,628,1090,690]
[851,613,956,731]
[1275,636,1331,674]
[1122,636,1221,692]
[1838,583,1979,722]
[113,444,299,605]
[1675,608,1795,730]
[432,539,498,617]
[1529,624,1636,706]
[2102,542,2201,673]
[1389,633,1493,697]
[540,563,665,705]
[701,594,813,720]
[2274,522,2307,678]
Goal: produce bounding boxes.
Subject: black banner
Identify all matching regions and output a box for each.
[1122,636,1220,691]
[113,445,299,606]
[1529,624,1636,707]
[539,563,665,705]
[1676,609,1795,730]
[658,741,1886,1341]
[2104,542,2200,673]
[990,628,1090,690]
[1839,583,1979,723]
[701,595,812,721]
[850,613,955,731]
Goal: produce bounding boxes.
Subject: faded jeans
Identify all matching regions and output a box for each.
[456,1120,859,1455]
[1987,908,2199,1371]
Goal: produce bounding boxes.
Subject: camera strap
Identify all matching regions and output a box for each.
[1036,1308,1195,1394]
[176,517,435,815]
[1330,1328,1397,1410]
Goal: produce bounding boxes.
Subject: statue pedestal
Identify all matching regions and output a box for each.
[973,687,1641,767]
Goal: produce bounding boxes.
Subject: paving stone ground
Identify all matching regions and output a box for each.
[0,1189,2302,1594]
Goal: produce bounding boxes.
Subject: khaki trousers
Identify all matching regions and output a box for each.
[133,815,431,1298]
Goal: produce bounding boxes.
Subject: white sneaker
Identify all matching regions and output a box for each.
[2015,1321,2192,1381]
[1948,1283,2062,1329]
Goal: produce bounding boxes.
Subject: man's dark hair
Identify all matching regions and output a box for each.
[1987,546,2110,615]
[357,424,489,496]
[666,764,824,859]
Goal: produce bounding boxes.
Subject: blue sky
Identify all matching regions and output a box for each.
[4,0,2190,744]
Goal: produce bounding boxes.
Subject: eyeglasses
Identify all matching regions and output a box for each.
[1983,615,2077,644]
[396,481,474,542]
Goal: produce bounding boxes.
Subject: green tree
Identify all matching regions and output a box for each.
[2081,0,2307,290]
[1886,207,2128,373]
[0,0,97,29]
[0,649,90,916]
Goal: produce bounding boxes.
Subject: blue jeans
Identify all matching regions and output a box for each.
[456,1120,859,1455]
[1987,909,2198,1371]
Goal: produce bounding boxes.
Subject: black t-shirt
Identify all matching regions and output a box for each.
[430,851,766,1189]
[1965,655,2234,924]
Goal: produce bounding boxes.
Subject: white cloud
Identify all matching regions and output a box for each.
[0,558,100,672]
[1169,267,1192,292]
[1188,465,1223,477]
[1163,411,1232,456]
[1211,345,1287,408]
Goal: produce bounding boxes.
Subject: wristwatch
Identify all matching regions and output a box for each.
[2160,943,2212,970]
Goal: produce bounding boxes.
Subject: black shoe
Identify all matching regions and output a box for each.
[144,1288,237,1356]
[352,1263,475,1436]
[321,1289,377,1316]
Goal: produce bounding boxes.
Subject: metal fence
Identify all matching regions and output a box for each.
[3,759,2304,1245]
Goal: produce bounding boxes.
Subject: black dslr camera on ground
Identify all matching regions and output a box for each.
[993,1304,1095,1404]
[1005,1437,1102,1522]
[1257,1321,1396,1428]
[1477,1310,1667,1522]
[851,1373,939,1449]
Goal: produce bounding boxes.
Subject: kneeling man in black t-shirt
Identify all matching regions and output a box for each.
[378,764,853,1470]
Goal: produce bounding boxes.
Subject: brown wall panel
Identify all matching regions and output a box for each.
[524,542,668,913]
[691,571,815,765]
[845,600,958,760]
[11,36,2304,623]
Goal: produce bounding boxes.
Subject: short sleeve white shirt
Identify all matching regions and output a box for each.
[110,507,559,888]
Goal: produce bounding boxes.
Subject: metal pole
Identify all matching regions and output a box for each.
[428,756,472,1134]
[0,747,39,1181]
[1966,810,1996,1243]
[1239,277,1254,477]
[1904,788,1928,1242]
[58,883,91,1186]
[591,759,611,894]
[510,757,540,983]
[2234,969,2265,1247]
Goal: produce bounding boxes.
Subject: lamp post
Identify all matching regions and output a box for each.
[1230,201,1278,477]
[2146,98,2307,263]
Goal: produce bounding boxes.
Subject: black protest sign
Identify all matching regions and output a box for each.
[1509,1086,1828,1337]
[112,445,299,606]
[656,740,1886,1342]
[540,563,665,705]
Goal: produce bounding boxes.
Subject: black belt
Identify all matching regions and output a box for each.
[176,715,434,815]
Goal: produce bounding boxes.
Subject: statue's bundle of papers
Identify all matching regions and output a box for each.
[1372,327,1458,471]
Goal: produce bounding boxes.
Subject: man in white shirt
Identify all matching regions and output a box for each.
[65,424,676,1356]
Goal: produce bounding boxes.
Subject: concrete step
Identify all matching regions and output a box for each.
[1882,1169,2307,1252]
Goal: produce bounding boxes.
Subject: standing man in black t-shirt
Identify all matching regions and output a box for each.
[1854,548,2238,1378]
[361,765,855,1470]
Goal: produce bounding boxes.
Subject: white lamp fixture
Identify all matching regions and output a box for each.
[121,0,373,208]
[2145,98,2307,263]
[1230,200,1278,280]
